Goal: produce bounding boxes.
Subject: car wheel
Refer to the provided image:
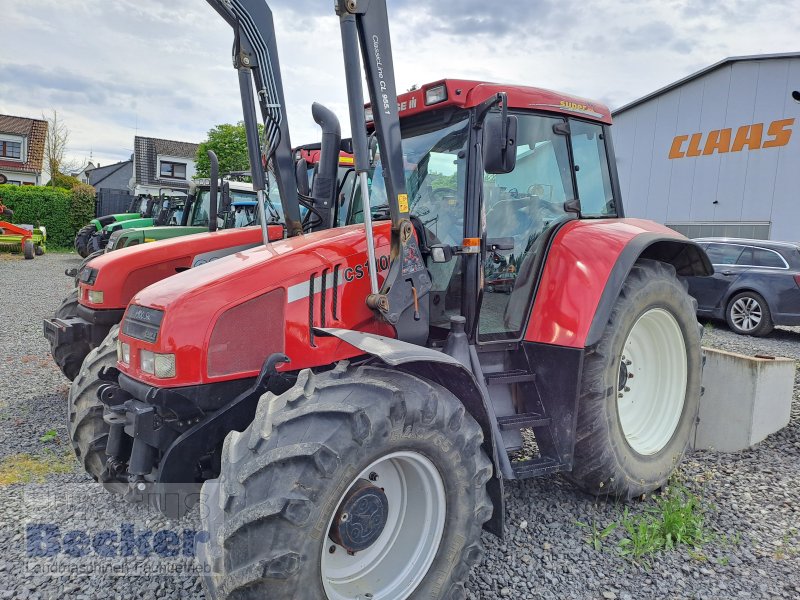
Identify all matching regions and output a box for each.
[725,291,773,336]
[486,284,495,293]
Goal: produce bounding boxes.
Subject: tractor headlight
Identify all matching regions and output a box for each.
[117,340,130,365]
[140,349,175,378]
[424,84,448,105]
[87,290,104,304]
[154,353,176,378]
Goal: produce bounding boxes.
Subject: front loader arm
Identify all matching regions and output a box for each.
[205,0,303,237]
[336,0,432,345]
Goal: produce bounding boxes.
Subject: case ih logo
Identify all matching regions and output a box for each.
[669,118,794,159]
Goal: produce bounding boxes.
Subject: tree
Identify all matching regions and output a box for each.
[195,122,263,178]
[43,110,79,186]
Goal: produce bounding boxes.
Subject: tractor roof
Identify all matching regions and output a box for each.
[374,79,612,125]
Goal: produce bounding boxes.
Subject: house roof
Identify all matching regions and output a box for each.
[0,114,48,174]
[612,52,800,116]
[134,136,199,189]
[88,159,132,187]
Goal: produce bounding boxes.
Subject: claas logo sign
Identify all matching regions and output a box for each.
[669,118,794,159]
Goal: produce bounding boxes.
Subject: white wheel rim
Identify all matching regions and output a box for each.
[616,308,687,456]
[321,451,446,600]
[731,296,762,332]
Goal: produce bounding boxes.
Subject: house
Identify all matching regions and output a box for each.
[0,114,48,186]
[86,158,133,191]
[132,136,199,196]
[612,52,800,241]
[70,161,97,184]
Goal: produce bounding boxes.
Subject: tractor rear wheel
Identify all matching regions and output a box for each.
[67,324,127,496]
[568,259,701,499]
[199,363,492,600]
[23,239,34,259]
[50,289,92,381]
[74,224,96,258]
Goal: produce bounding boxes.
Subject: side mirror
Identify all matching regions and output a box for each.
[367,132,379,167]
[296,158,310,196]
[207,149,219,232]
[429,244,454,263]
[220,181,232,214]
[483,112,517,174]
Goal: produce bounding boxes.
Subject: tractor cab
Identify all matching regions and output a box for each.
[339,79,619,344]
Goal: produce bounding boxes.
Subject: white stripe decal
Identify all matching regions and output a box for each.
[286,271,340,303]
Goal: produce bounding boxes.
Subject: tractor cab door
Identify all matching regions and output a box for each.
[478,114,616,341]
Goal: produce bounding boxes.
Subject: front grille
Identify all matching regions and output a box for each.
[122,305,165,343]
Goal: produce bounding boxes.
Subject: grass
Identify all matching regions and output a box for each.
[0,450,75,485]
[576,477,710,565]
[617,481,707,563]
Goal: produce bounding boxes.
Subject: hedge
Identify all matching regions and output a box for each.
[0,183,96,248]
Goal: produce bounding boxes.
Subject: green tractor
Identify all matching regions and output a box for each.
[79,190,191,256]
[73,196,152,257]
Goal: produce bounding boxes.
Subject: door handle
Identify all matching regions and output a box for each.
[720,270,735,276]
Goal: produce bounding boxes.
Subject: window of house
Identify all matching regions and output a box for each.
[6,180,21,185]
[160,161,187,179]
[0,140,22,160]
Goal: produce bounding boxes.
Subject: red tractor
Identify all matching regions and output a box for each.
[70,1,712,598]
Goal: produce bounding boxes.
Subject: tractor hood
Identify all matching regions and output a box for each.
[79,226,281,311]
[117,222,394,387]
[106,226,207,251]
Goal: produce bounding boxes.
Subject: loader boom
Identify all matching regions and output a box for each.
[336,0,432,344]
[205,0,303,238]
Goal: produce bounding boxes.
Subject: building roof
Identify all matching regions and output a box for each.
[134,136,199,189]
[0,114,48,174]
[88,159,132,187]
[612,52,800,116]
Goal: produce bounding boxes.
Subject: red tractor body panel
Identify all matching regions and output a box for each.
[79,225,284,311]
[118,223,395,388]
[524,218,687,348]
[384,79,612,124]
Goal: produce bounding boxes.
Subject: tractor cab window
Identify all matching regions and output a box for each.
[479,113,576,341]
[346,114,470,329]
[569,120,615,217]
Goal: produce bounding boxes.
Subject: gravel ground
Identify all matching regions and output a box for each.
[0,253,798,599]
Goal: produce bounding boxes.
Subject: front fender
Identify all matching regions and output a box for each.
[524,219,712,348]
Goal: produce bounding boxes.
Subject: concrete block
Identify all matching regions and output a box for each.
[694,347,794,452]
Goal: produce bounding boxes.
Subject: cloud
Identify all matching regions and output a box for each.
[0,0,798,172]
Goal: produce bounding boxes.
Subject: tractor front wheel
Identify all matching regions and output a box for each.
[74,224,96,258]
[199,364,493,600]
[50,289,92,381]
[23,239,34,259]
[568,259,701,498]
[67,324,127,496]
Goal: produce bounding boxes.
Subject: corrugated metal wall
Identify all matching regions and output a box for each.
[612,56,800,241]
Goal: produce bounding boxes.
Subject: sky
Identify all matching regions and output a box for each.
[1,0,798,172]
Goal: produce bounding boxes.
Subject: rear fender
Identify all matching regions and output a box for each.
[316,327,506,538]
[585,235,712,347]
[525,219,712,348]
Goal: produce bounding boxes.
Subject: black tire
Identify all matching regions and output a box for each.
[87,231,107,255]
[199,363,493,600]
[67,324,127,495]
[49,289,93,381]
[35,244,44,256]
[725,290,773,337]
[74,224,96,258]
[23,239,34,259]
[568,259,702,499]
